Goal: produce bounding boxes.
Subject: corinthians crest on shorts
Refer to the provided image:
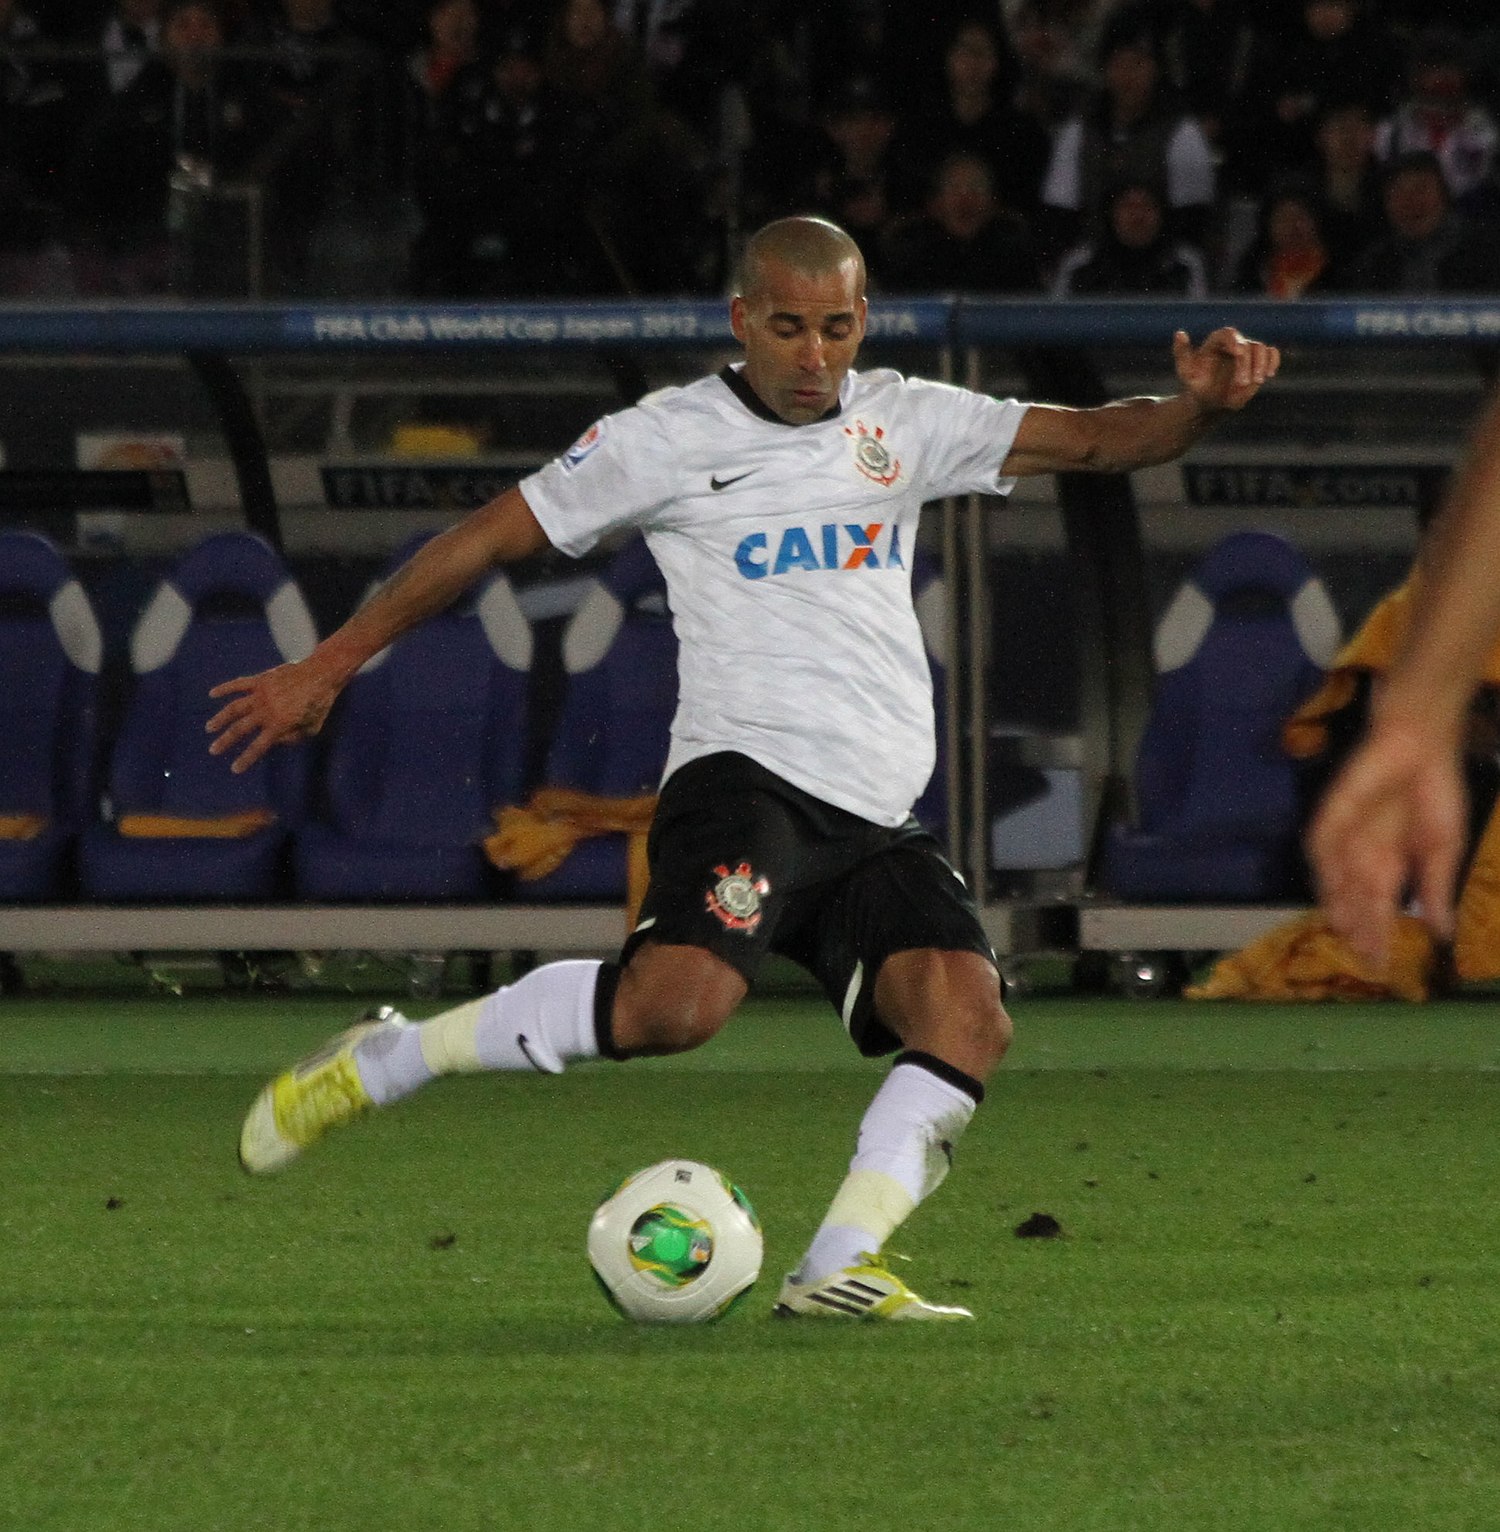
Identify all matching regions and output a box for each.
[706,862,771,933]
[844,420,901,486]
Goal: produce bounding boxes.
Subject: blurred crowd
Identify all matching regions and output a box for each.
[3,0,1500,301]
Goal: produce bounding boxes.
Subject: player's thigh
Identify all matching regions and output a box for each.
[624,753,807,995]
[780,836,1004,1064]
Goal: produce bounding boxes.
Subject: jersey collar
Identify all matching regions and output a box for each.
[718,364,845,425]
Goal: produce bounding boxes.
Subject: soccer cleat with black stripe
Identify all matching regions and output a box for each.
[237,1007,407,1174]
[772,1252,974,1321]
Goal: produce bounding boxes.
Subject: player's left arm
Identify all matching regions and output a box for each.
[1000,327,1280,477]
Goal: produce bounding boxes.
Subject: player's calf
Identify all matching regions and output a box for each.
[786,1039,988,1310]
[873,946,1012,1082]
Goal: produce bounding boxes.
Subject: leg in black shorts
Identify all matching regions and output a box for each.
[622,751,996,1055]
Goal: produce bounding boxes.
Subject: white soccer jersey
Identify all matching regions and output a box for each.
[520,365,1028,826]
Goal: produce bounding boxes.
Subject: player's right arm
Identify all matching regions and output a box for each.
[206,486,550,774]
[1308,385,1500,967]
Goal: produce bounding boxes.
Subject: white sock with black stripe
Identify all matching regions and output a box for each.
[792,1051,982,1286]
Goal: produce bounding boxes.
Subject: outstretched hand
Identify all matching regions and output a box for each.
[1306,724,1467,972]
[206,660,339,775]
[1173,327,1280,413]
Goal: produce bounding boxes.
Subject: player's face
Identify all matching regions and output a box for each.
[731,258,867,425]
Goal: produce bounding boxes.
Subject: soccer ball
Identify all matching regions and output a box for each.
[588,1159,763,1323]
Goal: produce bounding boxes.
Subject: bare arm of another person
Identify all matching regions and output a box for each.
[1308,386,1500,970]
[1000,327,1280,477]
[205,487,550,774]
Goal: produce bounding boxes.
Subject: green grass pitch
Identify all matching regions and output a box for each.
[5,989,1500,1530]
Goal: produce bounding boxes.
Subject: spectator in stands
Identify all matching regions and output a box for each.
[542,0,710,294]
[1340,150,1500,295]
[891,18,1051,219]
[1230,177,1336,296]
[544,0,650,130]
[0,0,75,293]
[1375,28,1498,216]
[1052,174,1208,296]
[1134,0,1262,179]
[800,74,901,285]
[0,0,76,194]
[64,0,264,297]
[239,0,404,296]
[1003,0,1117,130]
[406,24,571,295]
[407,0,480,106]
[729,8,827,233]
[882,150,1044,293]
[1039,25,1216,261]
[1300,100,1385,276]
[1232,0,1401,193]
[608,0,741,144]
[787,1,976,106]
[71,0,164,107]
[402,0,485,292]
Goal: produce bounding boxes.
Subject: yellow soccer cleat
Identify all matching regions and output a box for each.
[238,1008,405,1174]
[773,1252,974,1321]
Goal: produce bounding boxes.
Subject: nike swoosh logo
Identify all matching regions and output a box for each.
[710,471,754,491]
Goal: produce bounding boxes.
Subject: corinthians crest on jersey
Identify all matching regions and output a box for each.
[706,862,770,933]
[845,420,901,486]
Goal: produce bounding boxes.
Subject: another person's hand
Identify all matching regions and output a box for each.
[1173,327,1280,413]
[1306,720,1468,971]
[206,660,340,775]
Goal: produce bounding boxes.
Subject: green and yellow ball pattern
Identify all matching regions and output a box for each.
[627,1204,714,1286]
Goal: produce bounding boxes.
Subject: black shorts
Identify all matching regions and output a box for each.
[621,752,996,1057]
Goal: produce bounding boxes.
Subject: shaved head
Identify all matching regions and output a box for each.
[737,217,866,302]
[729,217,868,424]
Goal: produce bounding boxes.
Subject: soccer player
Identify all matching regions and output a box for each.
[214,216,1279,1320]
[1309,385,1500,974]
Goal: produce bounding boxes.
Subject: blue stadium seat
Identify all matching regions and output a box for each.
[0,531,102,900]
[523,538,677,902]
[294,536,533,900]
[79,531,317,899]
[1102,530,1340,901]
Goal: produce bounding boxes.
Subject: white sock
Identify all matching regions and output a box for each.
[355,960,607,1105]
[793,1055,981,1285]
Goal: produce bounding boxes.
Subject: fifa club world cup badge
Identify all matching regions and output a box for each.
[845,420,901,486]
[706,862,771,933]
[562,420,604,470]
